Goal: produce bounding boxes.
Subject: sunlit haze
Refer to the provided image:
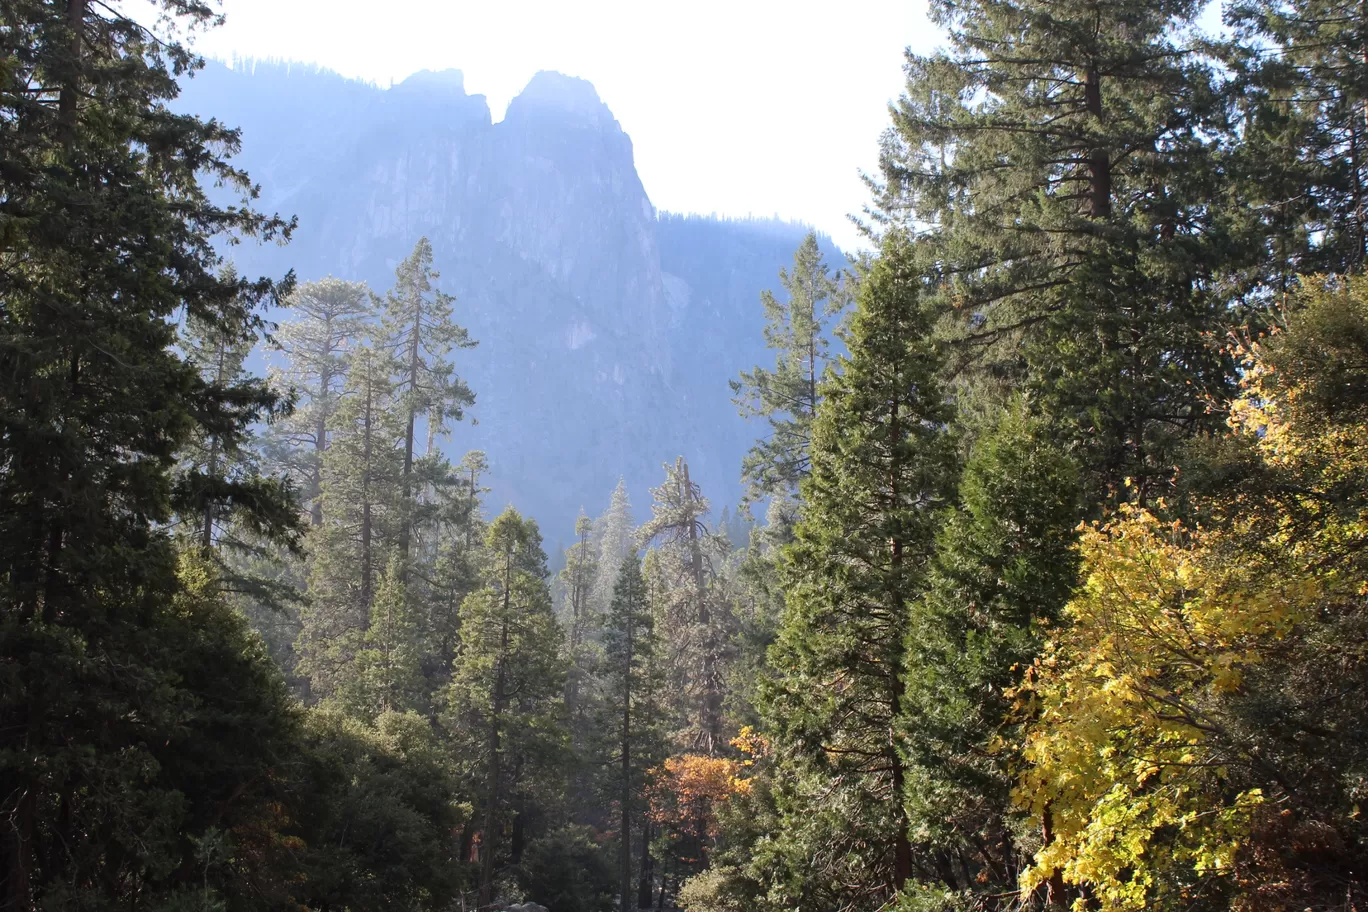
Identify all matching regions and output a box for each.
[176,0,938,252]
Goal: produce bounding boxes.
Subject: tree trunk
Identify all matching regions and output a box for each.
[1084,62,1111,219]
[360,368,375,609]
[620,605,635,912]
[478,552,513,909]
[311,364,330,527]
[682,461,721,754]
[57,0,86,148]
[201,340,229,552]
[399,314,422,566]
[637,817,654,909]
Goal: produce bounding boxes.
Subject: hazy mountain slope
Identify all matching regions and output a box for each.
[177,59,843,530]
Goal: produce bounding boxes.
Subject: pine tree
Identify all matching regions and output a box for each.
[731,231,848,505]
[379,237,476,563]
[298,345,405,700]
[639,457,730,754]
[267,277,373,525]
[0,2,299,905]
[761,236,957,904]
[446,508,565,908]
[900,403,1081,908]
[335,554,428,720]
[1226,0,1368,282]
[563,512,601,665]
[424,449,491,685]
[882,0,1235,503]
[178,295,304,602]
[590,477,635,614]
[560,512,602,776]
[600,555,667,912]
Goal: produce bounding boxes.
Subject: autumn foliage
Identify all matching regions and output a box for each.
[1017,278,1368,911]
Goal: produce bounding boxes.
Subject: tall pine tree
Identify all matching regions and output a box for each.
[446,508,565,908]
[298,345,405,700]
[762,236,956,906]
[0,2,302,906]
[732,231,848,506]
[600,555,667,912]
[379,237,475,564]
[882,0,1235,503]
[640,458,730,754]
[267,277,372,525]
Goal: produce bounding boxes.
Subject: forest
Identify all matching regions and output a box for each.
[4,0,1368,911]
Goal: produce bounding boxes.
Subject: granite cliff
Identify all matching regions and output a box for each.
[179,60,842,533]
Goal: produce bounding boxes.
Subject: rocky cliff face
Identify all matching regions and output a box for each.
[179,60,839,534]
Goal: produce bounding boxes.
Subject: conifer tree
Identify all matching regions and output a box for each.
[0,2,299,905]
[335,554,428,720]
[446,508,565,908]
[600,555,666,912]
[1226,0,1368,281]
[591,478,635,613]
[424,449,491,683]
[761,237,957,904]
[732,231,848,505]
[178,298,304,604]
[379,237,476,562]
[177,298,307,677]
[640,458,730,754]
[267,277,373,525]
[563,512,601,670]
[298,345,405,699]
[882,0,1234,502]
[899,403,1081,908]
[560,512,602,778]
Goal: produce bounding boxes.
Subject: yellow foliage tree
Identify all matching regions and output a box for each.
[1018,277,1368,911]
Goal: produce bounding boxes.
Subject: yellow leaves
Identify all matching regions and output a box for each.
[1015,508,1321,911]
[730,725,770,763]
[1015,280,1368,912]
[648,753,752,849]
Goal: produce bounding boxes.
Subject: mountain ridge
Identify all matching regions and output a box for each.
[178,59,843,530]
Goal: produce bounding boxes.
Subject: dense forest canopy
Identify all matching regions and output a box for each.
[3,1,1368,912]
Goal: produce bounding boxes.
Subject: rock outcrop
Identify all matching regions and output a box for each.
[178,60,840,531]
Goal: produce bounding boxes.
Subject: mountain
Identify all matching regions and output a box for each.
[176,59,843,532]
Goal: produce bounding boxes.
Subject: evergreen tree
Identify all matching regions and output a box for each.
[446,508,565,908]
[882,0,1235,503]
[591,477,636,614]
[178,296,304,603]
[563,511,601,676]
[336,554,428,720]
[731,231,848,505]
[0,2,299,905]
[267,277,373,525]
[640,457,730,754]
[298,345,405,700]
[899,404,1081,909]
[761,237,957,905]
[424,449,491,686]
[1226,0,1368,282]
[600,555,667,912]
[560,510,603,818]
[379,237,476,562]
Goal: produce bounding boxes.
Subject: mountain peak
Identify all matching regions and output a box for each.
[506,70,614,128]
[396,68,468,94]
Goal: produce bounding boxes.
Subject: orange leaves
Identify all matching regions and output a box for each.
[647,751,753,865]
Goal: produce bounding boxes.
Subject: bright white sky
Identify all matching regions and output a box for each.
[179,0,941,252]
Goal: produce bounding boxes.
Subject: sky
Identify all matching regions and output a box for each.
[171,0,942,252]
